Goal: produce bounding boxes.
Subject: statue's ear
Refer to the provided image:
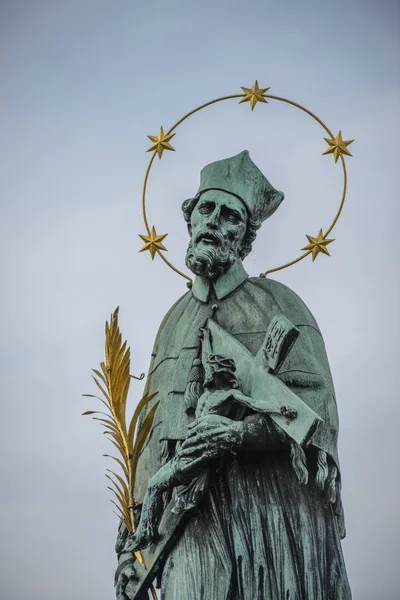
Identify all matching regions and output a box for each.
[187,223,192,236]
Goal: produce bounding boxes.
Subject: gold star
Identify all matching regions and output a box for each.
[239,80,270,111]
[323,131,354,163]
[146,127,175,159]
[301,229,334,261]
[139,227,168,259]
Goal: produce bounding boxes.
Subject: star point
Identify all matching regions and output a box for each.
[239,80,270,111]
[301,229,334,261]
[146,127,175,159]
[139,226,168,259]
[323,131,354,163]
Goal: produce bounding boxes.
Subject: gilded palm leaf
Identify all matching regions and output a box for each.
[83,307,159,559]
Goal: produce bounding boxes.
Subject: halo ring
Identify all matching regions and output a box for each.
[141,88,349,281]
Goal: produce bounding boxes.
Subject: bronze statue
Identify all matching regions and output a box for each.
[113,150,352,599]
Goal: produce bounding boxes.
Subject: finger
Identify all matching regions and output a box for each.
[186,423,208,436]
[182,436,234,459]
[126,527,144,550]
[184,429,228,446]
[188,414,209,425]
[179,455,208,472]
[125,578,139,599]
[181,436,221,454]
[125,565,138,579]
[181,434,201,448]
[124,538,137,552]
[115,573,127,600]
[116,568,138,599]
[178,445,205,458]
[126,533,149,553]
[184,424,214,440]
[181,435,213,451]
[184,430,198,441]
[181,443,218,458]
[188,415,214,429]
[187,418,204,430]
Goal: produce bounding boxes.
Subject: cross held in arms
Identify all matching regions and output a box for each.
[205,315,323,446]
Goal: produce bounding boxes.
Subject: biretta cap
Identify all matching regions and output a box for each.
[197,150,284,223]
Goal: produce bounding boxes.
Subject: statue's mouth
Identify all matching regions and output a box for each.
[195,232,220,246]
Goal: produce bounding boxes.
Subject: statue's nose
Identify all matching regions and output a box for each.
[206,209,219,229]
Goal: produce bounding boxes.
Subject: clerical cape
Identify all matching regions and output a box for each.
[134,264,351,599]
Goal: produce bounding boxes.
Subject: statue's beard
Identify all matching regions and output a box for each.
[185,232,236,279]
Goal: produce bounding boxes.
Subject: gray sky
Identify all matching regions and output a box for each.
[0,1,399,598]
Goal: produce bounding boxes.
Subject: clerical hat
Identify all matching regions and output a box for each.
[197,150,284,223]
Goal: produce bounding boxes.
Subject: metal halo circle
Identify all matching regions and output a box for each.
[141,87,351,282]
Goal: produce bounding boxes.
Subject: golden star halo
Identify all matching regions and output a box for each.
[147,127,175,159]
[301,229,334,261]
[139,227,168,259]
[239,80,270,111]
[323,131,354,163]
[139,84,352,280]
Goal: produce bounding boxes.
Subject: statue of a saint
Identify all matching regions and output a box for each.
[115,151,352,599]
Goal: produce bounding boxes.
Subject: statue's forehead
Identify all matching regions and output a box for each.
[197,189,247,216]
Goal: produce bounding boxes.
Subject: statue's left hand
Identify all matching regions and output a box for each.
[178,415,244,470]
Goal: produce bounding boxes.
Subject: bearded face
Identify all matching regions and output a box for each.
[185,191,248,279]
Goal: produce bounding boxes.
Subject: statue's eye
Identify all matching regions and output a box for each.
[199,203,213,215]
[227,212,240,224]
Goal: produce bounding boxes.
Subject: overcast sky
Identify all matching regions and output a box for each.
[1,1,399,599]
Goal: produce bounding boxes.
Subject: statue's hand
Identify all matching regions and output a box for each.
[178,415,244,470]
[114,550,139,600]
[115,522,139,600]
[125,462,176,553]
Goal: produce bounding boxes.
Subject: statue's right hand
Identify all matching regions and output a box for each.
[114,551,139,600]
[115,521,139,599]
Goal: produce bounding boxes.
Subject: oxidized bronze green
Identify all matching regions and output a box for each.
[115,151,352,599]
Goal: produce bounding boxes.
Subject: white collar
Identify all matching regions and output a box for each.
[191,260,249,303]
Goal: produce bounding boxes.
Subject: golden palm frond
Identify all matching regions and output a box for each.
[83,307,159,543]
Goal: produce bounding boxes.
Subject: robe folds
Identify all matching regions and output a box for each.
[134,276,352,599]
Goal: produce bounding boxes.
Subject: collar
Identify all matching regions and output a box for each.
[191,260,249,303]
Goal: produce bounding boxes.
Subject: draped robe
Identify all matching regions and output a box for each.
[134,267,351,600]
